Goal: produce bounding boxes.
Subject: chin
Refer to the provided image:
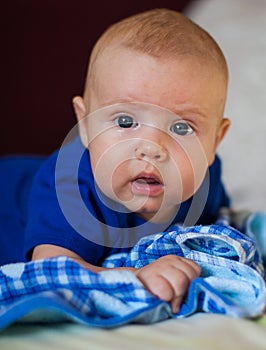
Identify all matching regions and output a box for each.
[135,202,166,219]
[135,211,157,221]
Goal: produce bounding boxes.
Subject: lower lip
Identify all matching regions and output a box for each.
[131,180,164,196]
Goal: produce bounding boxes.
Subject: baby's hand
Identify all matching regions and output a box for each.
[134,255,201,313]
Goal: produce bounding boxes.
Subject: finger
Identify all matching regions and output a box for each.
[178,257,201,277]
[160,266,190,298]
[138,273,175,302]
[168,256,201,281]
[139,256,200,300]
[154,268,189,314]
[145,267,188,313]
[157,257,201,312]
[137,264,189,303]
[135,256,201,312]
[171,296,183,314]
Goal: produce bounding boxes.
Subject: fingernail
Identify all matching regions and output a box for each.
[171,298,181,314]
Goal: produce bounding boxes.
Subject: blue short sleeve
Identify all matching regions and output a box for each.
[0,156,44,265]
[24,138,108,264]
[0,136,231,265]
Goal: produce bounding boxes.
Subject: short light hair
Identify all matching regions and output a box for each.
[85,8,228,94]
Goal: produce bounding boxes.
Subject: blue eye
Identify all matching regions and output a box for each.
[114,115,138,128]
[170,122,194,136]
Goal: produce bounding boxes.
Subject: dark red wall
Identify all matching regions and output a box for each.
[1,1,193,155]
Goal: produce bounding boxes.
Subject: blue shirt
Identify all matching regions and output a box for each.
[0,137,230,265]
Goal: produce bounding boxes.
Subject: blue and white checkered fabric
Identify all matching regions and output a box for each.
[0,211,266,330]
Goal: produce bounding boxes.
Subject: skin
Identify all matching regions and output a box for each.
[33,47,230,313]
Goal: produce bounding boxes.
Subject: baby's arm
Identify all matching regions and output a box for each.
[32,245,200,313]
[32,245,111,272]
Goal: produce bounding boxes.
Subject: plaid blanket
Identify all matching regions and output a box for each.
[0,211,265,330]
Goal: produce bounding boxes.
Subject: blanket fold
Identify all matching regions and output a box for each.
[0,211,265,330]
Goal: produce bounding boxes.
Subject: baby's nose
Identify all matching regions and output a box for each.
[135,141,167,162]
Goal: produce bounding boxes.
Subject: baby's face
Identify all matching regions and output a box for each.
[76,48,229,223]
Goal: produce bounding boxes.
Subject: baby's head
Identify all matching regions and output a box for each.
[81,8,228,111]
[73,9,230,223]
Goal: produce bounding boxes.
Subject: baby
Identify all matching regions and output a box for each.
[24,8,230,313]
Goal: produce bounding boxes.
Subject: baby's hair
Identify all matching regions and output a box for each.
[85,8,228,94]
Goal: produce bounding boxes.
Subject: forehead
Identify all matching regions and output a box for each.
[91,44,224,79]
[88,47,226,117]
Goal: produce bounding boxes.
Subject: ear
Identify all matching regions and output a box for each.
[208,118,230,165]
[214,117,231,150]
[72,96,89,146]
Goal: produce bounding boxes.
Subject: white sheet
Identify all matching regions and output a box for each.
[0,314,265,350]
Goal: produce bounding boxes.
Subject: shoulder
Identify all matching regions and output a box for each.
[33,136,92,184]
[209,154,222,175]
[202,153,230,221]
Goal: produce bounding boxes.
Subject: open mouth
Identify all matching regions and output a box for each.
[131,173,164,196]
[135,177,161,185]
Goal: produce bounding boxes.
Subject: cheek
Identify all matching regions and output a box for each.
[170,138,209,199]
[198,138,217,166]
[89,139,108,171]
[89,136,131,197]
[89,128,120,168]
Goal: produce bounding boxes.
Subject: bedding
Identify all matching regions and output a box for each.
[0,211,265,333]
[0,314,265,350]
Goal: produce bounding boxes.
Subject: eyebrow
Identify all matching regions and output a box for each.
[170,104,209,121]
[98,97,137,108]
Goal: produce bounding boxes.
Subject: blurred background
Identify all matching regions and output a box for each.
[1,0,190,157]
[185,0,266,211]
[1,0,265,211]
